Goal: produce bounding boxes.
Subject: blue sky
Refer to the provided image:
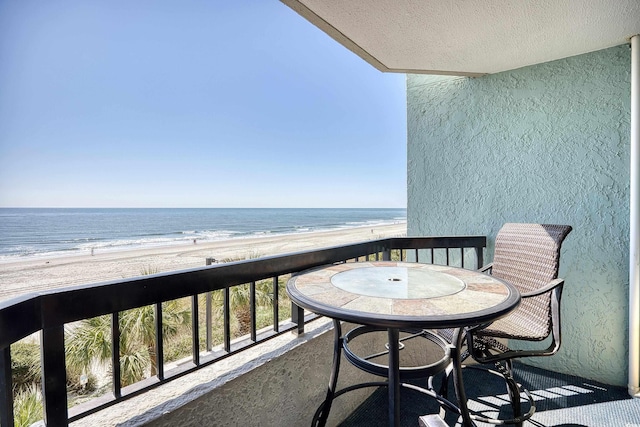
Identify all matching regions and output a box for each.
[0,1,407,208]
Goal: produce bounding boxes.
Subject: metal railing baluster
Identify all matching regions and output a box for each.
[292,302,305,335]
[250,281,257,342]
[224,288,231,353]
[205,258,214,352]
[205,292,213,352]
[477,245,484,269]
[191,295,200,366]
[155,303,164,381]
[273,276,279,333]
[111,313,122,398]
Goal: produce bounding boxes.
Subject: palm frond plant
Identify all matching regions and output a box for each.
[209,251,279,336]
[210,279,275,336]
[65,267,191,387]
[66,301,190,387]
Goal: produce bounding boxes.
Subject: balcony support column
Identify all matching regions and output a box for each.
[629,33,640,397]
[41,325,68,426]
[0,346,13,427]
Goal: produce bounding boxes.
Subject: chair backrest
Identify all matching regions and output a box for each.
[491,223,572,336]
[492,223,572,292]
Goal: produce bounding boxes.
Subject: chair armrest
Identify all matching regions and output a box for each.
[478,262,493,273]
[521,278,564,298]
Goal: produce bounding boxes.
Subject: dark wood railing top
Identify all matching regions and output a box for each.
[2,239,388,347]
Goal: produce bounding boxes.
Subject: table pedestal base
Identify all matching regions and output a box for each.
[313,320,458,427]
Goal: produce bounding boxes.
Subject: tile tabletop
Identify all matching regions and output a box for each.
[287,261,520,328]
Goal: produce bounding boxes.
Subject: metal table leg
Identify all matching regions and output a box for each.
[315,323,454,427]
[451,327,475,427]
[387,328,400,427]
[315,319,343,427]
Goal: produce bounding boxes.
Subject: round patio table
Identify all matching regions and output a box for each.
[286,261,520,427]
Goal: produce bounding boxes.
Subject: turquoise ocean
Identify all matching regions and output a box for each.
[0,208,406,260]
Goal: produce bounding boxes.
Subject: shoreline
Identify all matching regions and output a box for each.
[0,221,405,264]
[0,223,406,303]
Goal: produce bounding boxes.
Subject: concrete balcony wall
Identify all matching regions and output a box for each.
[75,318,415,427]
[146,320,374,427]
[407,44,631,386]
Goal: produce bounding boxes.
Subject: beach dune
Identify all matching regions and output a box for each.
[0,224,406,303]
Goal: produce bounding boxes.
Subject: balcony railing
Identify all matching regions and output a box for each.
[0,236,486,427]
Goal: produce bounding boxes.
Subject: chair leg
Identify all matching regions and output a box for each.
[499,360,523,427]
[468,343,536,425]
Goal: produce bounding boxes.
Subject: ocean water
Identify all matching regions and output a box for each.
[0,208,406,260]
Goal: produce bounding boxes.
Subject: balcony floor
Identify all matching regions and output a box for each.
[339,362,640,426]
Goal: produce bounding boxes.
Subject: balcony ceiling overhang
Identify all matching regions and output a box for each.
[282,0,640,76]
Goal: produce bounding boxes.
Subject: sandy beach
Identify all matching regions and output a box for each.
[0,223,406,303]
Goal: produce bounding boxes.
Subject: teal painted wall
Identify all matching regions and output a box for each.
[407,45,631,385]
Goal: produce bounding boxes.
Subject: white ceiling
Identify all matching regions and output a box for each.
[282,0,640,76]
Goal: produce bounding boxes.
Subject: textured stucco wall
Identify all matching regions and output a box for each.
[407,45,631,385]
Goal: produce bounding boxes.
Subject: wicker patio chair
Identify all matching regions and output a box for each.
[446,223,573,427]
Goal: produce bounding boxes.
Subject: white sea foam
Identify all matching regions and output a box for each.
[0,208,407,261]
